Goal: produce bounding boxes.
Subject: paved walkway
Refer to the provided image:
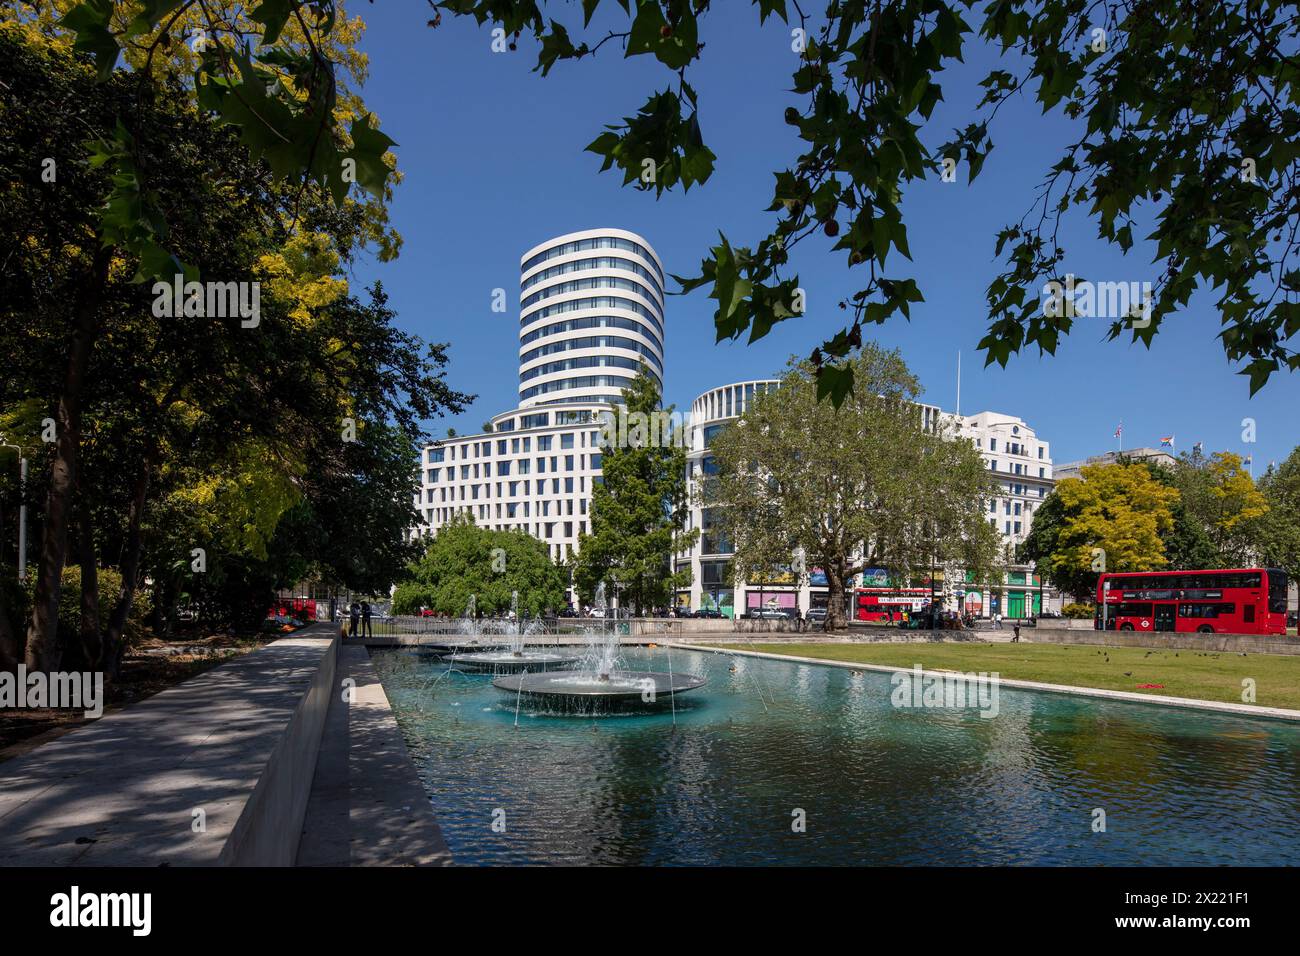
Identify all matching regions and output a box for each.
[0,628,336,865]
[296,645,452,866]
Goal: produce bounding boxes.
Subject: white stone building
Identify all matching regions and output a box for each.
[413,228,666,605]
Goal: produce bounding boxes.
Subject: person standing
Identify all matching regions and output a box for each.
[360,600,373,639]
[348,600,360,638]
[1012,623,1021,643]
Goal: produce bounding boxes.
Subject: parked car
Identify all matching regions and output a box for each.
[696,608,724,619]
[805,607,827,623]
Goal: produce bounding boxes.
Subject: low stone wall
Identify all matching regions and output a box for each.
[0,625,337,866]
[1026,626,1300,656]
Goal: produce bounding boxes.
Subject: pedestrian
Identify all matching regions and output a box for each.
[360,600,373,639]
[994,612,1002,630]
[1012,623,1020,643]
[348,600,360,638]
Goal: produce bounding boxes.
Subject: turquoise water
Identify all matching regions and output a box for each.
[370,647,1300,866]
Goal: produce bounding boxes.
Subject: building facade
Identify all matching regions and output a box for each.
[674,390,1054,619]
[414,229,666,603]
[949,411,1056,618]
[1054,446,1176,480]
[518,228,665,408]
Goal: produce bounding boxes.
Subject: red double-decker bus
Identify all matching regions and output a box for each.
[854,587,932,622]
[1095,567,1288,635]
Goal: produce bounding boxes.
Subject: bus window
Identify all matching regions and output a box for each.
[1244,605,1255,624]
[1179,603,1234,618]
[1268,570,1288,613]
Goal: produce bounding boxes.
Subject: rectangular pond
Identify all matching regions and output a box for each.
[370,646,1300,865]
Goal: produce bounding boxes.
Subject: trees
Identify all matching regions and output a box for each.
[0,25,467,670]
[393,515,568,618]
[573,368,695,614]
[1164,452,1269,567]
[431,0,1300,401]
[1019,463,1179,599]
[1256,447,1300,581]
[704,346,1000,630]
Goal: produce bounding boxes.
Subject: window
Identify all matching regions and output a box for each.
[989,439,996,450]
[561,433,575,449]
[1178,603,1235,619]
[520,413,549,429]
[591,453,603,469]
[565,455,575,471]
[538,436,552,451]
[1112,602,1155,618]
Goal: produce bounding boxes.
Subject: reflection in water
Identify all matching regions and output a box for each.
[371,648,1300,866]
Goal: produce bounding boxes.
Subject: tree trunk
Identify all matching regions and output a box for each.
[102,450,153,679]
[824,564,847,632]
[78,506,102,670]
[0,583,17,673]
[25,247,109,671]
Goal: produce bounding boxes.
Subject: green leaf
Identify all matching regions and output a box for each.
[344,113,398,199]
[250,0,296,45]
[61,0,120,80]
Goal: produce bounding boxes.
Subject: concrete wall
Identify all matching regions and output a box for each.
[0,626,337,866]
[218,630,336,865]
[1026,626,1300,656]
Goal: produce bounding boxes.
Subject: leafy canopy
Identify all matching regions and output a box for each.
[433,0,1300,402]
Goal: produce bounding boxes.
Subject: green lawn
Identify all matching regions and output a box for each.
[719,642,1300,711]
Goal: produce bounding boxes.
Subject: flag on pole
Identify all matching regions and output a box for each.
[1244,454,1253,465]
[1114,423,1122,438]
[1160,435,1174,448]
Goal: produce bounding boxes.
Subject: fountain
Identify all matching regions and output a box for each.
[434,594,508,655]
[492,617,706,714]
[449,591,580,672]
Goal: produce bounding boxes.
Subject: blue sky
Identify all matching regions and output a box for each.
[350,3,1298,470]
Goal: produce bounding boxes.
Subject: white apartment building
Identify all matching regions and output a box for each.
[949,411,1056,618]
[413,229,666,603]
[674,389,1054,619]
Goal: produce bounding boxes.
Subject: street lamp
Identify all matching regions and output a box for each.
[0,435,28,583]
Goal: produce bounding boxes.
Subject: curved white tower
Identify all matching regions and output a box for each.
[518,228,665,408]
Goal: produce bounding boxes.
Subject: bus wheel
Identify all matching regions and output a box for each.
[1197,625,1213,634]
[1120,623,1135,631]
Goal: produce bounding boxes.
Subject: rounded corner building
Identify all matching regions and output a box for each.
[414,229,666,603]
